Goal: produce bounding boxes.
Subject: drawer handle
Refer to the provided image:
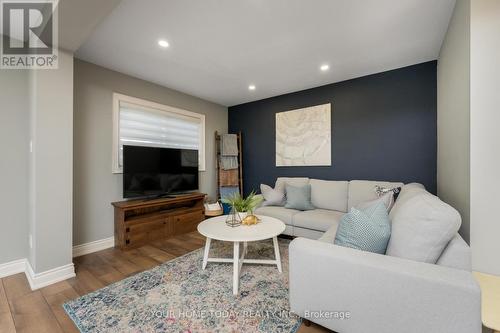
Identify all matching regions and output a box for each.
[126,239,130,245]
[126,227,130,232]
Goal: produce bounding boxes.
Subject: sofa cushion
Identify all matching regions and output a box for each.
[293,228,324,240]
[293,209,344,232]
[334,202,392,254]
[318,224,340,243]
[388,183,426,220]
[254,206,301,226]
[282,224,294,236]
[275,177,310,190]
[348,180,404,210]
[436,234,472,271]
[386,186,461,264]
[285,184,315,211]
[310,179,349,212]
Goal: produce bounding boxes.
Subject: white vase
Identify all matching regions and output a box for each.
[238,212,248,220]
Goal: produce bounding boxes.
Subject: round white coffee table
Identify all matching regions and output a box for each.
[197,215,286,295]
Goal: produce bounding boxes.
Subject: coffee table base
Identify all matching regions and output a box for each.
[202,237,282,295]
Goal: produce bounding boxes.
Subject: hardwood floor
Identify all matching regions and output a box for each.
[0,231,331,333]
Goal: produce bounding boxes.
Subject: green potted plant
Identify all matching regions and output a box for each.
[221,191,263,219]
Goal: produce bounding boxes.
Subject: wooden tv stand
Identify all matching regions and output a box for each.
[112,193,206,250]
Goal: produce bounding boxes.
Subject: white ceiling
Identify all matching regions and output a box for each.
[76,0,456,107]
[57,0,122,52]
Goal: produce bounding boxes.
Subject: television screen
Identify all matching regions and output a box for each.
[123,145,199,198]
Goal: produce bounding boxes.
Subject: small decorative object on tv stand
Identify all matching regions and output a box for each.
[112,192,206,250]
[204,201,223,217]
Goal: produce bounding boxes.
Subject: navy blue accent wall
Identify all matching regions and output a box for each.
[228,61,437,194]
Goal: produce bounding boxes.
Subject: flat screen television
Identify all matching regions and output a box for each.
[123,145,199,199]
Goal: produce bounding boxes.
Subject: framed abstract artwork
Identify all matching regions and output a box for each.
[275,103,331,166]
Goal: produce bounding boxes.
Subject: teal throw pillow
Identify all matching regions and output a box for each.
[334,202,391,254]
[285,184,315,211]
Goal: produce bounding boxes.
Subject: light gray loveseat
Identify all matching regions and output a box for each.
[256,178,481,333]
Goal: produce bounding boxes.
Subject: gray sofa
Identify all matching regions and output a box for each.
[256,178,481,333]
[255,178,404,239]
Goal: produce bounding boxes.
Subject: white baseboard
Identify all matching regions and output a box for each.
[0,258,27,278]
[1,237,115,288]
[26,262,76,290]
[0,259,75,290]
[72,236,115,257]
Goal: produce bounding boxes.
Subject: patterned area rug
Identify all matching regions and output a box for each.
[63,238,301,333]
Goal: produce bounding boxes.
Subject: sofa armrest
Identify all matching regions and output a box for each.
[289,238,481,333]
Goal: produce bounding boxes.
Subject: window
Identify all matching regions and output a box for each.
[112,93,205,173]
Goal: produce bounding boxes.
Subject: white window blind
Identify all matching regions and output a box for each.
[112,94,205,173]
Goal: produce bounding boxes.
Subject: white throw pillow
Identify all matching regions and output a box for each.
[260,183,285,206]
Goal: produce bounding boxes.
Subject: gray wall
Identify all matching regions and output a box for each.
[0,70,29,264]
[470,0,500,276]
[437,0,470,243]
[73,59,228,246]
[29,50,74,273]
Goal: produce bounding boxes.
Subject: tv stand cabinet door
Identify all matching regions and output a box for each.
[126,219,166,249]
[172,210,205,236]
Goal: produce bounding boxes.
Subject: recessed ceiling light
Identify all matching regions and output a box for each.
[248,85,256,91]
[158,39,169,48]
[320,64,330,71]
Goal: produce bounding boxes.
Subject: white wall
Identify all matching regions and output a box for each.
[28,50,74,273]
[0,70,29,265]
[437,0,470,242]
[470,0,500,275]
[73,59,228,246]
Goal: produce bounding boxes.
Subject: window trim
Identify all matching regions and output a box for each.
[112,93,206,174]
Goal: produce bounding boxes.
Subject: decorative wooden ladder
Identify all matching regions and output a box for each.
[215,131,243,199]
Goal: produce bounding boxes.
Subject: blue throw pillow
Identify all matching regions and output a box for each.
[334,202,391,254]
[284,184,315,211]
